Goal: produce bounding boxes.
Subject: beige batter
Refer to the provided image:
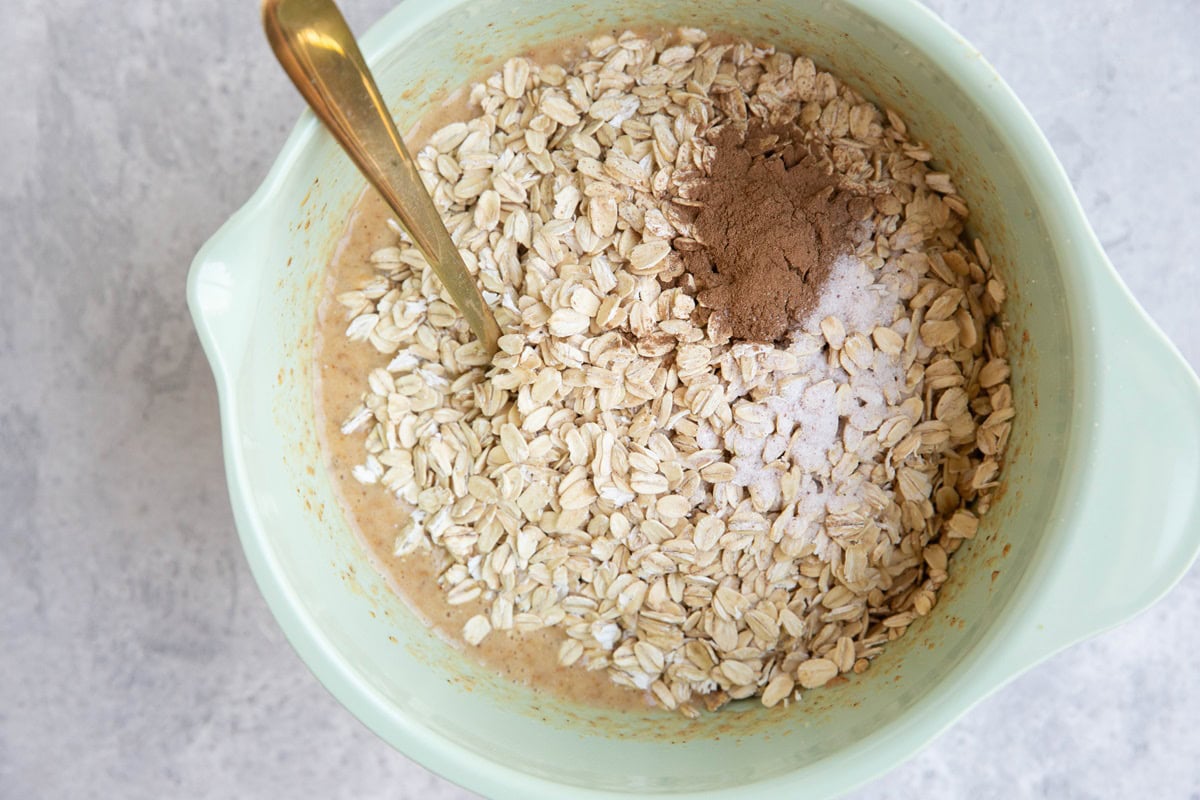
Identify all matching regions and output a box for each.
[314,189,650,712]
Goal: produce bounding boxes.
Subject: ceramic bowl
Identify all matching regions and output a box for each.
[187,0,1200,796]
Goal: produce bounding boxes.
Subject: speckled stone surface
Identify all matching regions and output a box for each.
[2,1,1197,798]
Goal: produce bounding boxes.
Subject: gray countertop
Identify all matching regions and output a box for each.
[2,1,1198,797]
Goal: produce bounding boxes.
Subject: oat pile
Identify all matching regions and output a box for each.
[335,29,1014,715]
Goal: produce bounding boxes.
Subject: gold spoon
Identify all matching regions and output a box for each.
[263,0,501,355]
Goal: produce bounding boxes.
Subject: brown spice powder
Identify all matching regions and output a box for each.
[680,123,862,343]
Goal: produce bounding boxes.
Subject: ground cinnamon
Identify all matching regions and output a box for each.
[680,123,860,343]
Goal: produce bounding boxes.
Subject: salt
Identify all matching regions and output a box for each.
[803,254,901,335]
[724,253,912,514]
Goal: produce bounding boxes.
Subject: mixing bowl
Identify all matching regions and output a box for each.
[187,0,1200,796]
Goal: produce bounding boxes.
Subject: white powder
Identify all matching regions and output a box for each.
[591,621,621,651]
[696,420,721,450]
[725,253,911,514]
[802,254,900,334]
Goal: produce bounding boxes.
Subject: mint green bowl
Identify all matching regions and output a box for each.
[187,0,1200,796]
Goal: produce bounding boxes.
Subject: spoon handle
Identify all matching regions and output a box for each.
[263,0,501,354]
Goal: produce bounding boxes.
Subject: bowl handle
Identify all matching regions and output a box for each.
[187,209,268,384]
[1004,242,1200,669]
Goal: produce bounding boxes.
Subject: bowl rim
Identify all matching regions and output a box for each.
[187,0,1200,797]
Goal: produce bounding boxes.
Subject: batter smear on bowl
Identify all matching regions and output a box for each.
[315,28,1014,716]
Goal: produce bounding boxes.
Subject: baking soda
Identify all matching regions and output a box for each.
[724,253,908,511]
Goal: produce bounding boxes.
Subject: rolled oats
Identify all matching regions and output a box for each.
[335,28,1012,714]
